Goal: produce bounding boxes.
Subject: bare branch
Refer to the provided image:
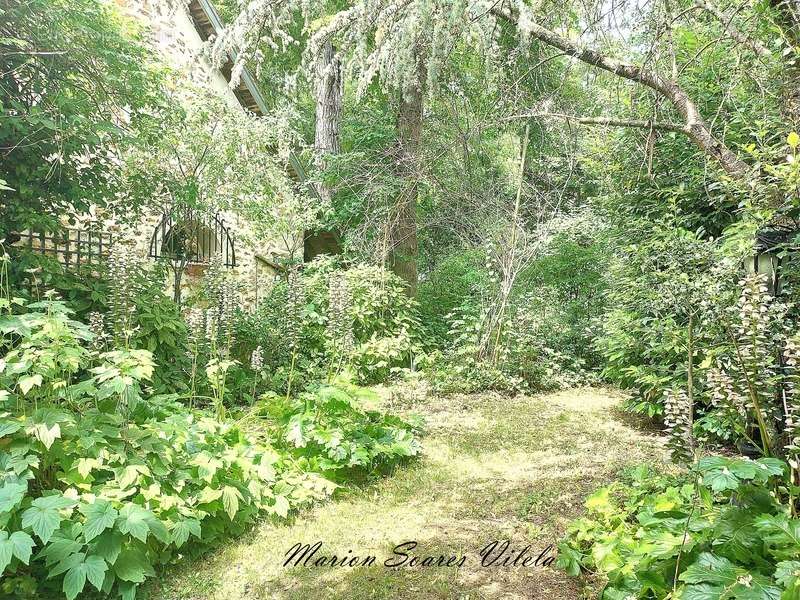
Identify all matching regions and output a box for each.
[505,112,690,133]
[694,0,772,58]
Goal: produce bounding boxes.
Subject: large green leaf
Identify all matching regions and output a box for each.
[89,530,123,565]
[0,420,22,437]
[681,552,744,585]
[36,534,82,567]
[170,518,201,548]
[272,495,290,518]
[21,495,76,544]
[192,452,223,483]
[222,486,241,521]
[755,459,787,478]
[727,460,758,480]
[0,482,27,514]
[18,374,43,396]
[754,515,800,560]
[113,547,155,583]
[115,504,168,543]
[115,505,152,542]
[79,500,117,542]
[703,468,741,492]
[555,542,583,577]
[681,552,781,599]
[0,530,34,573]
[62,554,107,600]
[197,486,223,504]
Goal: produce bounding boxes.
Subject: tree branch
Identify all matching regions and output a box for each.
[491,5,751,179]
[694,0,772,58]
[505,112,690,133]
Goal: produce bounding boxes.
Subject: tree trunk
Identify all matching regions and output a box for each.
[305,41,344,263]
[314,40,342,203]
[389,49,425,296]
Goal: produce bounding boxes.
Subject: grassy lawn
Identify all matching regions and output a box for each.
[149,388,667,599]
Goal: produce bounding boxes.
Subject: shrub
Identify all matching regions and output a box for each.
[0,299,333,599]
[557,458,799,599]
[417,250,490,345]
[0,401,331,600]
[0,289,424,599]
[595,225,738,420]
[234,258,424,393]
[7,249,191,395]
[517,218,608,367]
[252,378,423,479]
[428,297,595,395]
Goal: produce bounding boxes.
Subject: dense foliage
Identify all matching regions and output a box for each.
[233,258,424,391]
[0,264,420,598]
[0,0,164,236]
[254,380,421,479]
[558,458,799,599]
[8,0,800,596]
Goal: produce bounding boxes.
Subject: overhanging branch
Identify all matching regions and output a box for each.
[505,112,691,134]
[490,4,751,179]
[694,0,772,58]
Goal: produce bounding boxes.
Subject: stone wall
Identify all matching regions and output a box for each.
[116,0,242,111]
[106,0,296,309]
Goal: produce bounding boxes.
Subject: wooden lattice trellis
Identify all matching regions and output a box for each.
[13,228,114,268]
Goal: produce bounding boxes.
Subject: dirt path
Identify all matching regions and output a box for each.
[151,388,667,600]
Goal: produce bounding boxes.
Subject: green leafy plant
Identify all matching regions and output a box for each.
[7,252,191,396]
[252,378,422,479]
[0,298,336,599]
[557,458,799,599]
[233,258,424,395]
[205,357,237,421]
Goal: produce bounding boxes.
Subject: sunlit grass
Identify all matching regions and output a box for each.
[149,387,667,599]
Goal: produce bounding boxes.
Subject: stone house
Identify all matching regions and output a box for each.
[121,0,301,307]
[16,0,312,308]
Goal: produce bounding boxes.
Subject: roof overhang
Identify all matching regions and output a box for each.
[188,0,269,115]
[186,0,320,199]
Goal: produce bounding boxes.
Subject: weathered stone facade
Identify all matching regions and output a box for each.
[112,0,291,308]
[12,1,296,308]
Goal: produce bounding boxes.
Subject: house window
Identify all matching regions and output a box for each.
[148,206,235,306]
[149,207,236,268]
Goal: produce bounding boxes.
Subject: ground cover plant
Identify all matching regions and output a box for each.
[557,459,799,599]
[0,260,421,599]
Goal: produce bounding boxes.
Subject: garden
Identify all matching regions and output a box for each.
[3,0,800,598]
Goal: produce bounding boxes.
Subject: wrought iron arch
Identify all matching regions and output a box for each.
[149,206,236,267]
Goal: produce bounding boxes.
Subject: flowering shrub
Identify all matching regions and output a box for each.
[8,250,191,395]
[0,292,419,600]
[656,273,800,464]
[233,258,424,392]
